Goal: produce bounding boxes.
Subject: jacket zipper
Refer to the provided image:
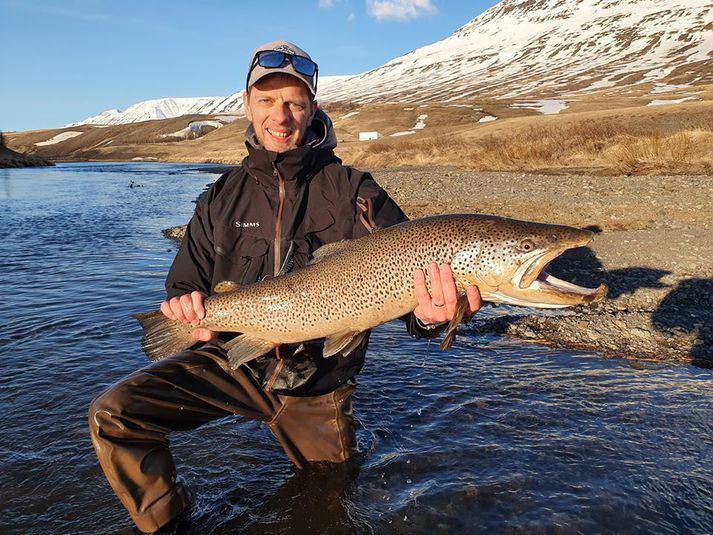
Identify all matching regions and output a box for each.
[273,163,285,277]
[267,163,285,392]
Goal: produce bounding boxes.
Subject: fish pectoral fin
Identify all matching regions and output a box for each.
[323,331,367,358]
[222,334,276,369]
[308,240,353,265]
[440,294,473,351]
[213,280,241,293]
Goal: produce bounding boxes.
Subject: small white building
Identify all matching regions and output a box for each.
[358,131,382,141]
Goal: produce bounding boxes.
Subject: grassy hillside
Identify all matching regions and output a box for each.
[6,85,713,175]
[0,131,53,168]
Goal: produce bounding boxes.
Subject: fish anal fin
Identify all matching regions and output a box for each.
[214,281,241,293]
[223,334,275,369]
[340,331,368,357]
[323,331,367,358]
[309,240,353,265]
[440,294,473,351]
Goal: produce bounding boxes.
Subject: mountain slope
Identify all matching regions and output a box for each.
[66,95,243,126]
[69,0,712,125]
[70,77,350,126]
[320,0,713,103]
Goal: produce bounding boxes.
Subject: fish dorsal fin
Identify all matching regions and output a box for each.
[213,280,241,293]
[323,330,367,358]
[222,334,276,368]
[309,240,353,265]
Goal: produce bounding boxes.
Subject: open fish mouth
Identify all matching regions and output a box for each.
[533,267,607,302]
[515,246,607,305]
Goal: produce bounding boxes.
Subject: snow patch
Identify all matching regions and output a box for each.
[511,100,569,115]
[35,131,84,146]
[413,114,428,130]
[647,96,700,106]
[339,111,360,120]
[478,115,497,123]
[649,83,693,94]
[580,79,617,92]
[213,115,239,123]
[391,131,416,137]
[160,120,223,139]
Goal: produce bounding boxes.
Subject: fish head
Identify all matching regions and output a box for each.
[453,217,607,308]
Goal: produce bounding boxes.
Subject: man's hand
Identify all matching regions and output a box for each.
[413,263,482,326]
[160,291,215,342]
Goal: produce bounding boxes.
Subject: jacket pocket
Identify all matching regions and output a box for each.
[294,211,337,269]
[213,230,270,288]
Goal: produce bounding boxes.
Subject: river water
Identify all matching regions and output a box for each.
[1,163,711,534]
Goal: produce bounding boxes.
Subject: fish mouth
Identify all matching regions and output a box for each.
[514,243,607,307]
[532,267,608,303]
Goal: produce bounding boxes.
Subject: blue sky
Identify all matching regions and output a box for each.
[0,0,498,132]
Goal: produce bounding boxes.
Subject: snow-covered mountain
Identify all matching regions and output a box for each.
[69,0,712,126]
[66,95,244,127]
[320,0,712,103]
[68,77,349,126]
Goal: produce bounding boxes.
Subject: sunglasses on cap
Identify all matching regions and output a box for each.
[247,50,319,92]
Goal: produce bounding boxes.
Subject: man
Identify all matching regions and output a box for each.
[89,41,481,534]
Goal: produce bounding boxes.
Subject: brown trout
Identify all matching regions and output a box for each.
[134,214,607,368]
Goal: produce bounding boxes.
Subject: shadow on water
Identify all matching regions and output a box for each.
[215,459,364,535]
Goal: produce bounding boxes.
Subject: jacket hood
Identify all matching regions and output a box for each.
[244,108,337,152]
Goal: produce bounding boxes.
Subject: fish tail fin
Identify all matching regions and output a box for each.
[132,310,195,361]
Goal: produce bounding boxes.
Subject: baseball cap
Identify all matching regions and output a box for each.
[246,40,319,95]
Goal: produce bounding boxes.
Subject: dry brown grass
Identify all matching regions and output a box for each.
[342,104,713,174]
[607,130,713,174]
[7,92,712,174]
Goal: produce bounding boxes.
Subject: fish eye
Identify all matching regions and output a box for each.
[518,239,536,252]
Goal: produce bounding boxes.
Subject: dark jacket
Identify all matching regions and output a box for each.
[166,110,433,396]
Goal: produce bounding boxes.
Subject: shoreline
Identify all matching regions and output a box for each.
[164,165,712,365]
[0,146,53,168]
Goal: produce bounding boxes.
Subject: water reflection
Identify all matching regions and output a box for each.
[0,167,11,199]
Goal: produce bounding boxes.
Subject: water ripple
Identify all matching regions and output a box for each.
[2,164,712,534]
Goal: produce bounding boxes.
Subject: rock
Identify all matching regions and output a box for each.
[162,225,187,243]
[0,144,53,168]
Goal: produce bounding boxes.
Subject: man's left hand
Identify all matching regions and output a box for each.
[413,262,482,326]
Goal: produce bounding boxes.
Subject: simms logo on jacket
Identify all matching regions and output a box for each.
[233,220,261,229]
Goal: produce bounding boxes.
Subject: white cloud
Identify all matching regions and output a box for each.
[319,0,334,7]
[347,12,356,22]
[366,0,436,21]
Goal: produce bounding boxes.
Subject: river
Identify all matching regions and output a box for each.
[1,163,711,534]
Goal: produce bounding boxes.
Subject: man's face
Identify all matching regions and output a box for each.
[244,74,318,153]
